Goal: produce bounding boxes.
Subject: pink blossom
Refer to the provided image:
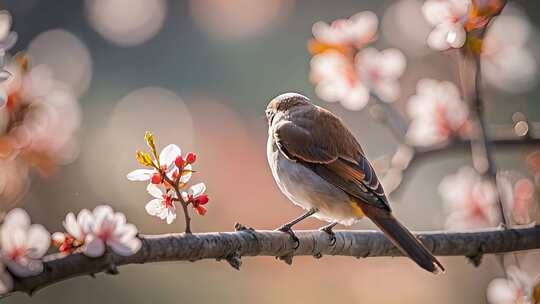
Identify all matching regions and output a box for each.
[356,48,406,102]
[0,208,50,277]
[312,11,378,47]
[78,205,142,257]
[422,0,470,50]
[181,183,209,216]
[439,167,499,229]
[406,78,470,147]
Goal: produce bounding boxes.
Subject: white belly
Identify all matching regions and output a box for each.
[266,136,360,226]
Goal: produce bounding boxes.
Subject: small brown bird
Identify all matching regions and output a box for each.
[266,92,444,273]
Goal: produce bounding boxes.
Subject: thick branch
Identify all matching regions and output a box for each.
[11,225,540,295]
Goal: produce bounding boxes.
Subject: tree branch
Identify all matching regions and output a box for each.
[10,225,540,296]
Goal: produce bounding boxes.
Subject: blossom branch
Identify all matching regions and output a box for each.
[10,225,540,296]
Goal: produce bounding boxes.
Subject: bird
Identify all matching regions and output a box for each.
[265,92,444,274]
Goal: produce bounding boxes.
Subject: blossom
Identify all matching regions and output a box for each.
[439,167,499,229]
[145,184,177,224]
[355,48,406,102]
[406,78,470,147]
[0,208,50,277]
[497,172,536,226]
[182,183,209,216]
[82,205,141,257]
[487,266,540,304]
[310,51,369,111]
[310,11,378,51]
[52,209,93,254]
[0,11,17,52]
[481,9,537,93]
[127,144,181,182]
[422,0,470,50]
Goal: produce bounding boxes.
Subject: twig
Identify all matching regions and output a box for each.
[10,226,540,296]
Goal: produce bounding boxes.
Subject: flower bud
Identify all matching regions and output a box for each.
[195,194,209,205]
[151,172,162,184]
[175,155,185,168]
[185,152,197,164]
[195,205,207,216]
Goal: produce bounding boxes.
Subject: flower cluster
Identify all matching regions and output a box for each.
[422,0,505,51]
[406,78,471,147]
[308,11,406,111]
[439,167,500,230]
[127,132,209,226]
[0,209,50,293]
[0,11,81,203]
[52,205,141,257]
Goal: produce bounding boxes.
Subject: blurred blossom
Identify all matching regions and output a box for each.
[356,48,406,102]
[310,11,377,52]
[0,208,50,278]
[406,78,470,147]
[422,0,470,50]
[190,0,294,41]
[422,0,504,51]
[382,0,432,56]
[487,266,540,304]
[439,166,499,230]
[85,0,167,47]
[0,54,81,204]
[498,171,537,225]
[310,51,369,111]
[482,8,537,93]
[0,11,17,52]
[27,29,93,97]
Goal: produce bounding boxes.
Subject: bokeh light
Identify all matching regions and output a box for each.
[27,29,92,97]
[190,0,295,41]
[85,0,167,47]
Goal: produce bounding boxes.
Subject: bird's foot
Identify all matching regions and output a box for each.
[318,222,337,246]
[276,224,300,249]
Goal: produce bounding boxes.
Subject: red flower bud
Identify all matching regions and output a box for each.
[195,205,207,216]
[195,194,209,205]
[151,172,162,184]
[175,156,185,168]
[185,152,197,164]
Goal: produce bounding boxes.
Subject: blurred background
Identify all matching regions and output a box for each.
[1,0,540,303]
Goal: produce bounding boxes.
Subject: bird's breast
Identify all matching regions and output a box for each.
[266,135,361,225]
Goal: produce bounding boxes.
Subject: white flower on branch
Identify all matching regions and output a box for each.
[356,47,406,103]
[54,206,141,258]
[126,144,182,182]
[311,11,378,47]
[487,266,540,304]
[439,167,499,230]
[146,184,177,224]
[181,183,209,216]
[83,205,141,257]
[0,208,50,277]
[406,78,470,147]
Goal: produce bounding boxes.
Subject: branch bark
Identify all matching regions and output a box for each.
[10,225,540,296]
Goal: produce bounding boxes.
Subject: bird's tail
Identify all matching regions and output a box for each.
[360,203,445,274]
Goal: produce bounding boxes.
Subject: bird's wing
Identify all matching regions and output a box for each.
[273,107,390,211]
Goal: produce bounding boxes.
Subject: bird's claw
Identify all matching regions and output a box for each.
[277,225,300,249]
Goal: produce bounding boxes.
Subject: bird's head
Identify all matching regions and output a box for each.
[265,92,311,125]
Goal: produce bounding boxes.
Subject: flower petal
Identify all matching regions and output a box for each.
[159,144,181,167]
[179,164,193,183]
[0,270,13,294]
[6,258,43,277]
[3,208,30,230]
[83,235,106,258]
[107,238,141,256]
[145,199,165,216]
[189,183,206,197]
[146,183,163,199]
[166,210,176,224]
[26,224,50,259]
[126,169,154,181]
